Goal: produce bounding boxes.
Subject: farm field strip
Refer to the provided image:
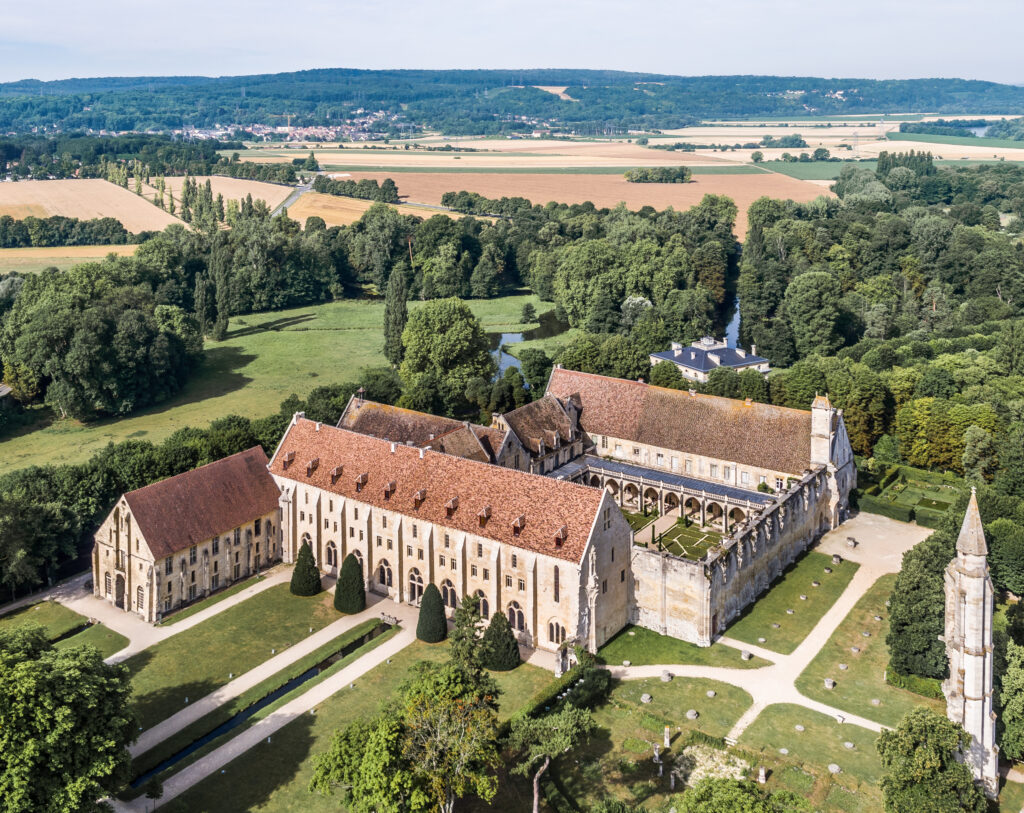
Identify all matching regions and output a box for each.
[151,175,296,210]
[0,244,138,273]
[285,191,479,227]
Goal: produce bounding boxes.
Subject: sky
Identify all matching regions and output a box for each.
[1,0,1020,85]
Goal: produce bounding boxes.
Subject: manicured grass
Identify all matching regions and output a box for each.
[740,703,883,811]
[124,583,340,730]
[725,551,859,655]
[658,519,721,560]
[556,676,752,810]
[157,575,265,625]
[794,574,943,727]
[4,293,546,472]
[159,640,555,813]
[622,509,657,534]
[0,600,88,640]
[507,326,582,361]
[597,624,771,668]
[887,131,1024,150]
[1000,778,1024,812]
[54,623,129,659]
[762,160,874,180]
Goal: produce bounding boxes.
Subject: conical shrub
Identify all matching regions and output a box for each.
[416,583,447,643]
[334,553,365,614]
[482,611,520,671]
[290,541,322,596]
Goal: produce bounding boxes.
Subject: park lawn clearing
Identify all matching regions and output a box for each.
[0,600,88,640]
[0,179,182,232]
[555,676,752,811]
[725,551,858,654]
[157,639,556,813]
[658,519,721,559]
[794,573,943,727]
[0,244,138,274]
[598,624,770,669]
[739,703,882,809]
[53,623,129,659]
[124,583,340,730]
[157,574,265,626]
[3,293,546,472]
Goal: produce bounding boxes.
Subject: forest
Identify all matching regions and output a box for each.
[4,71,1024,134]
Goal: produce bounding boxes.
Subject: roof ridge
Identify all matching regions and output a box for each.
[126,446,265,498]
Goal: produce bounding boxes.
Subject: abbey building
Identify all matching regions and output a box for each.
[92,369,855,655]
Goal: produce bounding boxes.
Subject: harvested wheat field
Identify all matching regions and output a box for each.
[286,192,477,228]
[0,180,182,232]
[156,175,295,210]
[347,171,831,237]
[0,244,139,274]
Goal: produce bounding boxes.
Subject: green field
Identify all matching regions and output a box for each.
[159,640,555,813]
[657,519,722,559]
[597,624,770,669]
[762,160,876,180]
[3,293,547,472]
[887,131,1024,149]
[53,623,129,659]
[0,600,88,639]
[157,574,265,626]
[725,552,859,654]
[794,574,943,727]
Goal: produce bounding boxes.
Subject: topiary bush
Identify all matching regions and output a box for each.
[483,611,520,671]
[290,541,322,596]
[416,583,447,643]
[334,553,365,614]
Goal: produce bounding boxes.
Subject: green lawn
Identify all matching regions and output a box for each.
[4,293,547,472]
[0,600,88,640]
[762,160,875,180]
[887,131,1024,150]
[597,624,771,668]
[725,552,859,655]
[1001,779,1024,812]
[555,676,752,811]
[54,623,129,659]
[157,574,265,625]
[125,583,340,730]
[658,519,721,560]
[794,574,943,727]
[739,703,883,812]
[622,509,657,534]
[159,640,555,813]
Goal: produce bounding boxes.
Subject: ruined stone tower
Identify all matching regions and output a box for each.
[942,488,999,799]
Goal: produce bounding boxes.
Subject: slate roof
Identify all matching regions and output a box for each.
[270,418,605,563]
[651,345,768,373]
[123,447,280,561]
[502,394,575,455]
[546,368,813,475]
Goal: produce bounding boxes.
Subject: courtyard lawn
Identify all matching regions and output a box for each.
[157,574,265,626]
[159,640,555,813]
[657,519,722,560]
[54,623,129,659]
[1001,779,1024,813]
[555,676,753,811]
[3,293,548,472]
[794,573,943,728]
[622,509,657,534]
[739,703,883,812]
[725,551,859,655]
[0,600,88,640]
[125,583,340,730]
[597,624,771,668]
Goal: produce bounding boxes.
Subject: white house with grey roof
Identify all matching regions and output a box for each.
[650,337,769,383]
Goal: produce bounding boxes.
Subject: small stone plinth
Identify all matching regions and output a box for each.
[795,724,805,732]
[628,630,636,635]
[772,623,781,629]
[800,595,807,600]
[741,650,753,661]
[661,670,673,682]
[706,690,716,698]
[844,741,855,750]
[779,748,789,755]
[786,609,795,615]
[851,646,860,654]
[824,567,833,574]
[824,678,836,690]
[828,763,841,775]
[832,554,843,565]
[871,698,881,706]
[838,663,848,671]
[885,599,891,607]
[862,631,871,638]
[758,637,767,643]
[874,615,882,621]
[640,693,653,704]
[812,581,820,587]
[686,709,699,720]
[622,660,631,667]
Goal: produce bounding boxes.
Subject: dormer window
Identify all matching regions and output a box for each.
[478,505,492,527]
[355,472,368,493]
[553,525,568,547]
[306,458,319,477]
[512,514,526,536]
[330,465,343,484]
[384,480,396,499]
[445,496,459,515]
[283,451,295,469]
[414,489,426,508]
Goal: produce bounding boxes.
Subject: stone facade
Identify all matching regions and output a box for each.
[942,489,999,799]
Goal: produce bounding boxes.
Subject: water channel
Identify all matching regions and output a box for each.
[129,622,391,789]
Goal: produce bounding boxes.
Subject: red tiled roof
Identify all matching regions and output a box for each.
[123,447,280,560]
[502,394,575,455]
[422,425,491,464]
[546,368,813,475]
[270,418,604,563]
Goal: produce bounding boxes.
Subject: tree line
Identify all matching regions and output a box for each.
[623,166,692,183]
[312,174,400,203]
[0,214,144,247]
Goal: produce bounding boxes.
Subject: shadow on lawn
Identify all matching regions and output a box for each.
[228,313,316,338]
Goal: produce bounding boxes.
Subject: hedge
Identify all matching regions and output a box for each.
[886,667,944,699]
[858,494,914,522]
[913,507,948,529]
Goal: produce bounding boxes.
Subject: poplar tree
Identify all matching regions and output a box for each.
[383,263,408,366]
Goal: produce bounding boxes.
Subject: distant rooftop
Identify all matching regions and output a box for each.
[650,336,769,373]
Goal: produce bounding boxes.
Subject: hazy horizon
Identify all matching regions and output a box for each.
[2,0,1020,85]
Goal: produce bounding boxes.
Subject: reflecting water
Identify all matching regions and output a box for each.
[725,296,741,348]
[488,308,569,379]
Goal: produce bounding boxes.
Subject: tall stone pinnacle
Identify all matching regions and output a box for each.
[956,487,987,557]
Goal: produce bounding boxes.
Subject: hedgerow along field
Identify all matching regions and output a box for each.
[2,293,548,472]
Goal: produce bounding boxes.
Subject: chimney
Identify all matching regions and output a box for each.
[751,344,757,356]
[315,422,321,431]
[419,447,424,458]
